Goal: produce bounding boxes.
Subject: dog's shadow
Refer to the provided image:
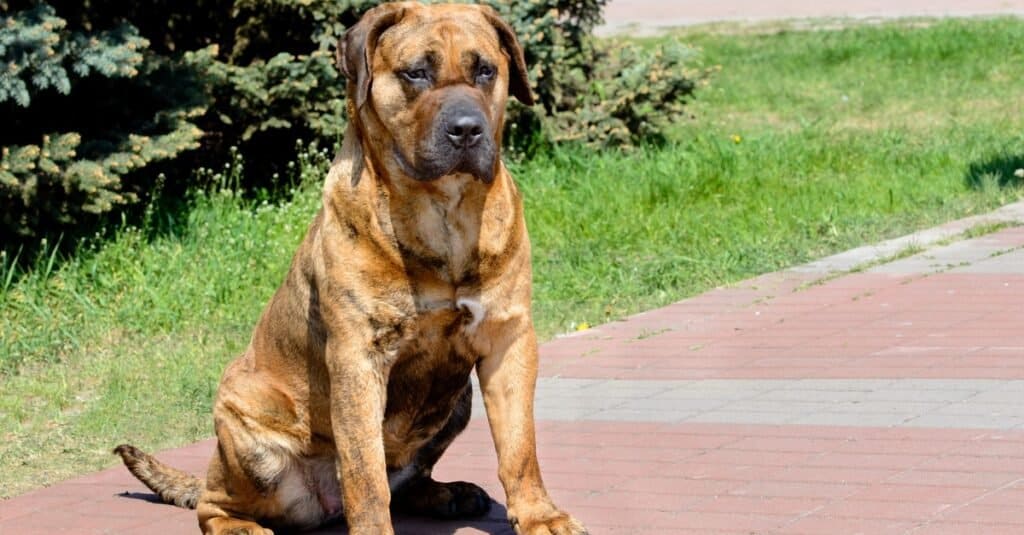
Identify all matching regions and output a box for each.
[965,152,1024,190]
[117,492,514,535]
[117,491,165,504]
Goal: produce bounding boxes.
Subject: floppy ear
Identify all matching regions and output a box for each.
[480,6,535,106]
[336,4,406,109]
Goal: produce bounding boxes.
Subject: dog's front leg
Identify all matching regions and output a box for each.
[476,319,587,535]
[326,338,394,535]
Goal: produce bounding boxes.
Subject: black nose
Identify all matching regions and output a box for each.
[446,115,485,148]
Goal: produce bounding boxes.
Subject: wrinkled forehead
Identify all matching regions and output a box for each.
[376,8,503,67]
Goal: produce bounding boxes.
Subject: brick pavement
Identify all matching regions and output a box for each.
[3,197,1024,534]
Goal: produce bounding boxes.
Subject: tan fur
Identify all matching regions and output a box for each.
[116,3,586,534]
[113,445,203,509]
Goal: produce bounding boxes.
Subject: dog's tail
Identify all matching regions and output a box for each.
[113,444,203,509]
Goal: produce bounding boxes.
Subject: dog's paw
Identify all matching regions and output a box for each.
[509,506,588,535]
[206,520,274,535]
[393,478,492,519]
[222,529,273,535]
[439,480,492,518]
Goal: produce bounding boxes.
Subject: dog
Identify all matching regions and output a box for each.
[114,3,588,534]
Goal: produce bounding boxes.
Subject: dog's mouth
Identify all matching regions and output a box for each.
[392,142,496,184]
[392,146,451,182]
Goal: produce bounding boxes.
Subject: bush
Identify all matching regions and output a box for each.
[0,3,204,235]
[0,0,705,239]
[496,0,706,149]
[537,39,705,148]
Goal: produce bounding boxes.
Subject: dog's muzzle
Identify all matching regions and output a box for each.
[402,95,497,183]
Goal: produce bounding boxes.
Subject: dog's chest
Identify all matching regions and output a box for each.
[380,301,478,467]
[392,178,484,285]
[376,180,493,466]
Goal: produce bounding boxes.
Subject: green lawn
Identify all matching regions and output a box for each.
[2,17,1024,497]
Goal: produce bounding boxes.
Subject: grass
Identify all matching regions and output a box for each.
[2,17,1024,497]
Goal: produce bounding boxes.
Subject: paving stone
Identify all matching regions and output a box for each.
[533,395,634,411]
[903,414,1024,430]
[588,408,691,423]
[828,400,945,414]
[998,380,1024,392]
[656,385,759,400]
[893,379,1011,391]
[535,377,608,390]
[578,379,677,396]
[790,412,918,427]
[783,379,899,391]
[862,388,982,402]
[526,378,1022,426]
[754,389,878,402]
[678,380,788,394]
[614,397,730,412]
[931,402,1024,417]
[718,399,838,413]
[531,406,602,421]
[950,248,1024,273]
[868,240,1009,275]
[686,411,802,425]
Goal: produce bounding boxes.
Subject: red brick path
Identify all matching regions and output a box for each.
[4,422,1024,534]
[541,271,1024,380]
[2,202,1023,533]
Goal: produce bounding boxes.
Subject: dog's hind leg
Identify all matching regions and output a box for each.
[390,381,492,519]
[196,423,281,535]
[196,375,326,535]
[198,434,334,535]
[196,440,277,535]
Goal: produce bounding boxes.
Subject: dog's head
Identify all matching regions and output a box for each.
[337,2,532,184]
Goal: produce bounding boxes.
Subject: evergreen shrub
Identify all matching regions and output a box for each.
[0,0,705,238]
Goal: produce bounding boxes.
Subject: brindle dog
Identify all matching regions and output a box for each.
[114,3,588,534]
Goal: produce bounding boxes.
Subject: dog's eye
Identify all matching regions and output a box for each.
[400,69,429,83]
[476,64,496,82]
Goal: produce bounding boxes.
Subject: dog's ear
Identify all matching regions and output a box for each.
[480,6,534,106]
[336,3,406,109]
